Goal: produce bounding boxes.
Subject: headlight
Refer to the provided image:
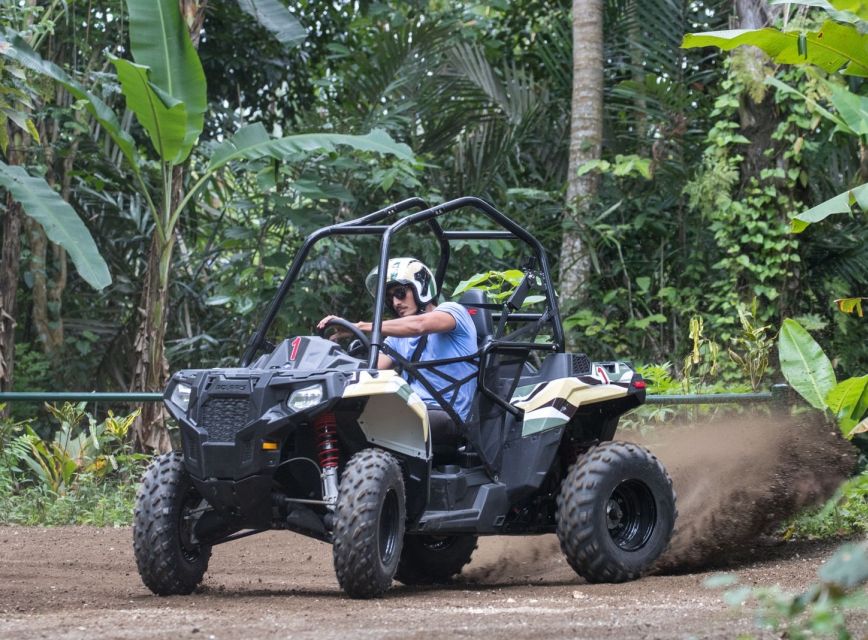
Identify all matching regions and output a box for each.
[287,384,323,411]
[170,383,192,412]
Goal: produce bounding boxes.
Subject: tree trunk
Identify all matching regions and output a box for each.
[130,0,207,453]
[560,0,603,323]
[131,230,176,453]
[733,0,793,320]
[0,129,27,397]
[27,111,73,356]
[735,0,781,181]
[0,197,21,396]
[735,0,771,30]
[25,219,66,354]
[860,140,868,183]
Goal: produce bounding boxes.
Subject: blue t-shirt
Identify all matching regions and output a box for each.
[384,301,478,420]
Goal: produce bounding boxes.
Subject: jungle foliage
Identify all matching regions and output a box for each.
[0,401,145,525]
[0,0,864,413]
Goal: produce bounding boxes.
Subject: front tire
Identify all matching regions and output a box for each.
[332,448,406,598]
[133,451,211,595]
[556,441,676,583]
[395,534,478,585]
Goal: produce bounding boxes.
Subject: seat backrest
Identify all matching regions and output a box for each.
[457,289,494,344]
[458,289,534,471]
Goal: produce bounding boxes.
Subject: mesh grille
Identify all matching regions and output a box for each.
[200,397,250,442]
[571,353,591,376]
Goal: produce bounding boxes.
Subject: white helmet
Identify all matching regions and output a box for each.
[365,257,437,310]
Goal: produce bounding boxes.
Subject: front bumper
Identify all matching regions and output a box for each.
[165,368,351,482]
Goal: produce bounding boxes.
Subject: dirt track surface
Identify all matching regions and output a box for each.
[1,526,865,640]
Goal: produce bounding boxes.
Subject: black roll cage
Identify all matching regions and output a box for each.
[239,196,565,426]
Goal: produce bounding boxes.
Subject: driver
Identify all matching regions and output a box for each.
[317,257,478,444]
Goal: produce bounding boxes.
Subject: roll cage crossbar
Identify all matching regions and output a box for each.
[240,196,565,422]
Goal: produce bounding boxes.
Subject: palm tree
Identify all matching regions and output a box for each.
[560,0,603,319]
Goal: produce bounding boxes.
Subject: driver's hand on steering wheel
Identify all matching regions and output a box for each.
[317,315,358,342]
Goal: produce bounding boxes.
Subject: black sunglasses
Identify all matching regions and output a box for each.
[387,285,410,301]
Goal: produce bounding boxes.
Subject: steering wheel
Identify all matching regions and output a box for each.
[318,317,371,359]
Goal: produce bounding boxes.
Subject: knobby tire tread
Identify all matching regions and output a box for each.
[133,451,211,596]
[556,441,677,584]
[332,448,405,599]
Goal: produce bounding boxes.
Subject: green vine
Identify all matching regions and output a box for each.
[683,61,807,345]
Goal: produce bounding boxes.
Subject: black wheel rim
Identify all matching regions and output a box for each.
[179,488,203,563]
[379,488,400,565]
[606,479,656,551]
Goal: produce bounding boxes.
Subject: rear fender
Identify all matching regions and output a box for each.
[512,377,631,438]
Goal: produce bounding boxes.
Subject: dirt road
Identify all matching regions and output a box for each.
[1,416,860,639]
[0,526,863,640]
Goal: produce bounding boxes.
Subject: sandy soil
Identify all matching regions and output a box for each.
[0,526,864,640]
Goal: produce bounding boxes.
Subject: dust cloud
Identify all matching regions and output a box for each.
[462,412,856,582]
[463,535,565,584]
[651,412,855,571]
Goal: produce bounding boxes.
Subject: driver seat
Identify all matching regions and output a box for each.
[428,289,492,463]
[457,289,493,345]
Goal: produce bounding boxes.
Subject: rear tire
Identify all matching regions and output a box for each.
[395,534,478,585]
[556,441,676,583]
[332,448,406,598]
[133,451,211,595]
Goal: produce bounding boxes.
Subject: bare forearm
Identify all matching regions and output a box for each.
[357,316,426,337]
[357,311,455,337]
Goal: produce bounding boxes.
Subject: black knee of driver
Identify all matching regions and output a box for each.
[427,409,458,447]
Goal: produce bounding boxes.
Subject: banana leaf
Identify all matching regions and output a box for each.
[770,1,868,23]
[682,20,868,77]
[778,318,837,410]
[125,0,206,153]
[0,161,111,290]
[790,182,868,232]
[0,29,138,169]
[110,56,189,163]
[826,375,868,437]
[208,124,414,172]
[237,0,307,48]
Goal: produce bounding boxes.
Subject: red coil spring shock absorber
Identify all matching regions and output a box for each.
[314,412,340,468]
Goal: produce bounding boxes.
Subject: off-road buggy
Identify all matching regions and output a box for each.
[133,196,676,599]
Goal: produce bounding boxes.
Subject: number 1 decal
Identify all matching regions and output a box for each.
[289,336,302,361]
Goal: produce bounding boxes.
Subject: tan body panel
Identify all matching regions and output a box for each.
[342,370,430,459]
[514,378,628,437]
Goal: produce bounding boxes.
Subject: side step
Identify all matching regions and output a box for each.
[414,481,508,533]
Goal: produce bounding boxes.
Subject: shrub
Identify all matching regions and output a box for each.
[706,542,868,640]
[0,402,148,526]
